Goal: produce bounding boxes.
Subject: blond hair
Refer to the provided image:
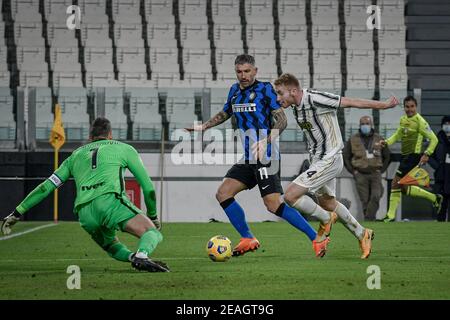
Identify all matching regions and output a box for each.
[274,73,300,88]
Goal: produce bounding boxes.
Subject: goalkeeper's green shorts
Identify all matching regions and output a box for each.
[76,192,142,249]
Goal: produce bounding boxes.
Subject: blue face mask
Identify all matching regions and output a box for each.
[360,124,372,135]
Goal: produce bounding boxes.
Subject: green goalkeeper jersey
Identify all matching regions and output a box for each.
[386,113,438,156]
[16,139,157,217]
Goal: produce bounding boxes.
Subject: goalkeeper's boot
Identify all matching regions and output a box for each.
[131,255,170,272]
[433,194,444,213]
[317,211,338,239]
[382,214,395,223]
[359,228,374,259]
[232,237,260,256]
[312,237,330,258]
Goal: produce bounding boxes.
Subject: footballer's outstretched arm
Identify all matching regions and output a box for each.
[185,110,231,132]
[341,96,399,110]
[1,158,72,235]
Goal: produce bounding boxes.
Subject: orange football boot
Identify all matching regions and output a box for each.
[232,237,260,256]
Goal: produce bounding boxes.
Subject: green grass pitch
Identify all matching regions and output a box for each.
[0,220,449,300]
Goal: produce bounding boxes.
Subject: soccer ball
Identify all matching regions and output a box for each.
[206,235,232,262]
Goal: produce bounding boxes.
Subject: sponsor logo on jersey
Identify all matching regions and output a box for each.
[81,181,105,191]
[232,103,256,113]
[298,121,313,130]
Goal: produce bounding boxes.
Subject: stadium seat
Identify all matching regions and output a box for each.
[211,0,240,25]
[378,0,405,26]
[81,24,112,47]
[279,25,308,49]
[178,0,207,24]
[16,47,47,72]
[99,87,128,140]
[180,23,210,49]
[57,87,90,140]
[112,0,141,23]
[53,72,83,88]
[150,48,180,73]
[116,47,146,72]
[183,48,211,74]
[47,23,78,48]
[379,49,407,74]
[380,73,408,89]
[278,0,306,25]
[347,74,375,89]
[20,72,49,87]
[280,48,309,74]
[247,48,277,75]
[12,0,41,22]
[213,24,243,49]
[50,47,80,72]
[84,47,114,72]
[344,0,372,25]
[145,0,173,17]
[153,72,181,88]
[346,49,374,74]
[128,87,162,141]
[245,0,273,24]
[313,49,341,74]
[44,0,73,23]
[35,87,53,139]
[86,72,120,89]
[165,88,198,139]
[0,21,5,46]
[345,25,373,49]
[118,73,155,88]
[311,0,339,25]
[15,22,44,47]
[147,23,177,47]
[246,24,275,49]
[0,88,15,140]
[0,72,10,87]
[215,48,242,73]
[378,26,406,49]
[114,24,144,47]
[312,25,340,49]
[313,74,342,90]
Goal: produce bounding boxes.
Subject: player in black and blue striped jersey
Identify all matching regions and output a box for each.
[186,54,330,258]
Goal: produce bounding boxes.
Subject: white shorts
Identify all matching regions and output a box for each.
[292,154,344,197]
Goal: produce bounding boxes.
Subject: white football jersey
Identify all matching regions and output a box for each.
[292,88,344,162]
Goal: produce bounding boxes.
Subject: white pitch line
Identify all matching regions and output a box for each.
[0,223,57,241]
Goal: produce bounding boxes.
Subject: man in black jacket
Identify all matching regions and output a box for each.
[429,115,450,222]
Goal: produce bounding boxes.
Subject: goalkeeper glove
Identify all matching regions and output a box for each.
[1,210,21,235]
[150,215,161,231]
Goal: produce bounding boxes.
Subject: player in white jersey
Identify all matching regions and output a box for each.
[268,74,399,259]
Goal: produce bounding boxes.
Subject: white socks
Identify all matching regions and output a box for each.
[334,202,365,240]
[292,195,331,223]
[135,251,148,259]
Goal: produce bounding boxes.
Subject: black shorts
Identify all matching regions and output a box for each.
[397,153,422,178]
[224,161,283,197]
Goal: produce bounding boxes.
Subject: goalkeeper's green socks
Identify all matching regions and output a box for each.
[107,242,134,262]
[386,189,401,220]
[137,228,163,257]
[407,185,437,203]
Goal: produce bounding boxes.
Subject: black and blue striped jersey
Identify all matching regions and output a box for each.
[223,80,281,161]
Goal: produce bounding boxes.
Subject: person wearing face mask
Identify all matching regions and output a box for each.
[428,116,450,221]
[343,116,391,221]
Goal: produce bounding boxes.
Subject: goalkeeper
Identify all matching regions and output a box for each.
[378,96,443,222]
[1,117,169,272]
